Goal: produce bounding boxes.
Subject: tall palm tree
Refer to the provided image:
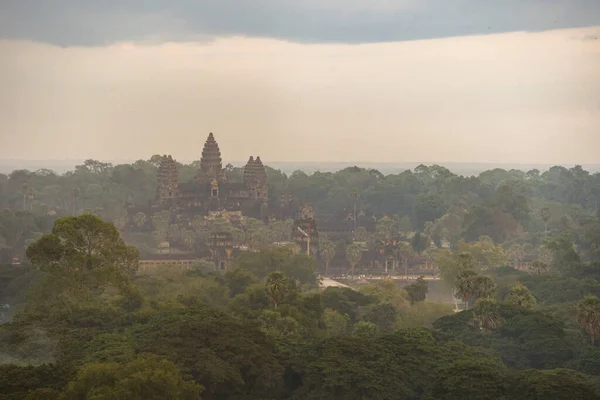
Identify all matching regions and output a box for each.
[346,244,362,278]
[71,187,80,216]
[577,295,600,345]
[265,272,289,309]
[473,298,502,333]
[540,207,551,237]
[455,268,478,310]
[473,275,496,300]
[506,282,536,309]
[319,236,336,274]
[398,242,414,279]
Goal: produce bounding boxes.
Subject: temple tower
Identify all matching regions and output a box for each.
[243,155,268,200]
[156,155,179,200]
[243,156,255,185]
[195,132,225,184]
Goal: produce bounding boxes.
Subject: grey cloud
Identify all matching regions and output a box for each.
[1,0,600,46]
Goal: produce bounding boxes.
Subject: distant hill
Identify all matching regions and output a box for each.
[1,159,599,177]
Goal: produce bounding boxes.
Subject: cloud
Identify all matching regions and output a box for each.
[1,0,599,46]
[1,26,599,164]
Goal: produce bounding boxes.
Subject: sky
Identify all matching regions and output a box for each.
[1,1,599,164]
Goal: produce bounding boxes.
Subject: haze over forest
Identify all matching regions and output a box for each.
[3,2,600,400]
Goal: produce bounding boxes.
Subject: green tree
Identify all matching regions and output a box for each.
[510,369,600,400]
[506,282,536,309]
[473,298,502,333]
[353,321,380,336]
[405,276,428,304]
[577,295,600,345]
[131,305,283,398]
[364,303,398,333]
[354,226,370,242]
[531,260,549,276]
[473,275,496,300]
[425,357,508,400]
[323,308,350,336]
[26,214,139,283]
[61,355,203,400]
[398,242,414,278]
[224,269,257,297]
[540,207,551,237]
[455,268,478,310]
[411,231,430,254]
[346,243,362,278]
[544,233,581,274]
[265,271,289,309]
[319,235,336,273]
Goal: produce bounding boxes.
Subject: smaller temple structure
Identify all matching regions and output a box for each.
[210,231,234,271]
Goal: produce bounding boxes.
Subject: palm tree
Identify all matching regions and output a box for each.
[319,236,336,274]
[455,268,478,310]
[540,207,551,237]
[577,295,600,345]
[134,212,147,228]
[457,252,478,271]
[71,187,80,216]
[473,298,502,333]
[506,282,536,309]
[398,242,414,279]
[531,260,549,276]
[265,272,289,309]
[346,244,362,278]
[473,275,496,300]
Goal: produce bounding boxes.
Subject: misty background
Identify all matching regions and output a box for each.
[1,1,599,166]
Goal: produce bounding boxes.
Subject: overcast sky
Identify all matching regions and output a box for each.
[1,1,599,164]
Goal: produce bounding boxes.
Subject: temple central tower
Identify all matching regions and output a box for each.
[195,132,225,184]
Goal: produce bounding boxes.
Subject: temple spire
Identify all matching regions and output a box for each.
[195,132,225,184]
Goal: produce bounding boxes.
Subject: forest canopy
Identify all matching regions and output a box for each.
[2,162,600,399]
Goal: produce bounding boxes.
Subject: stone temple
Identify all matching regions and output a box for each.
[155,132,269,220]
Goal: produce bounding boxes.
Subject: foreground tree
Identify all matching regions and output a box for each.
[577,295,600,345]
[20,215,140,327]
[61,355,203,400]
[25,214,139,290]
